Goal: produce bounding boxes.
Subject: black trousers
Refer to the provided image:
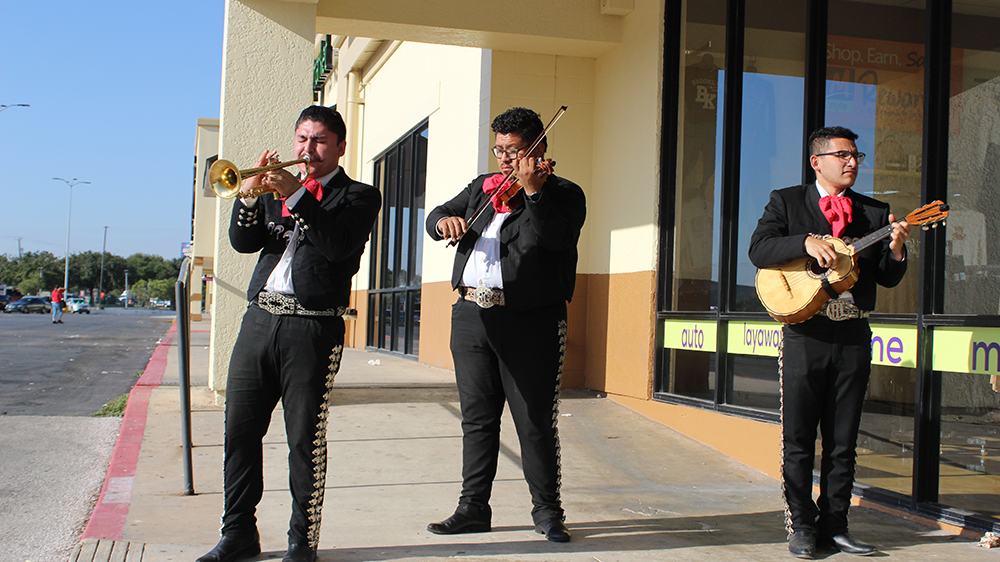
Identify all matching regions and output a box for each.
[450,298,567,525]
[222,303,344,549]
[780,316,872,537]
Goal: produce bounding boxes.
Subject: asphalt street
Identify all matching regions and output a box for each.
[0,308,174,562]
[0,308,174,416]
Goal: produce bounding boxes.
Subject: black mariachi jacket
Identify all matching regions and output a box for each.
[229,170,381,311]
[426,173,586,312]
[748,183,907,312]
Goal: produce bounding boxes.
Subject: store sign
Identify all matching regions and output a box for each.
[869,325,917,368]
[933,327,1000,375]
[717,321,917,367]
[728,321,783,357]
[662,320,717,352]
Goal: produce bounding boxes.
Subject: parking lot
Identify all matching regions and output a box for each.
[0,309,175,416]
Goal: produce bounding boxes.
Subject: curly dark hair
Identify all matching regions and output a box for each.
[491,107,546,150]
[295,105,347,144]
[808,126,858,155]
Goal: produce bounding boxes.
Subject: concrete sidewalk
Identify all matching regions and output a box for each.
[69,317,997,561]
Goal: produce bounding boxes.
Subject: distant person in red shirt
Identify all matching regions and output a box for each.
[51,287,65,324]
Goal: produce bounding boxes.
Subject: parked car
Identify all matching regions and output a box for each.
[0,294,11,311]
[3,296,51,314]
[67,297,90,314]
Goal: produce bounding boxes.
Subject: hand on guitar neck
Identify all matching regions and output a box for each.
[886,214,910,261]
[805,214,910,268]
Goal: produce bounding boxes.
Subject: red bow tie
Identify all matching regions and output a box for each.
[282,177,323,217]
[819,195,853,238]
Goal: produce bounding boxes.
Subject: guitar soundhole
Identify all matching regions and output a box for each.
[806,258,829,279]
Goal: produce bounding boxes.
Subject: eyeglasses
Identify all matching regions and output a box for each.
[815,150,866,165]
[492,146,528,159]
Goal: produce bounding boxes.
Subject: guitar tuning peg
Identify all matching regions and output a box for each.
[922,225,930,231]
[932,223,939,228]
[942,221,946,227]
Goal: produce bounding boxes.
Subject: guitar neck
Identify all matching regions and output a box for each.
[848,223,895,253]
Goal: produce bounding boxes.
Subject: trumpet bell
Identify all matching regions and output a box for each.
[208,159,242,199]
[207,155,311,199]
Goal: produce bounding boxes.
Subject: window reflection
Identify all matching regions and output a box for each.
[946,12,1000,315]
[675,0,725,313]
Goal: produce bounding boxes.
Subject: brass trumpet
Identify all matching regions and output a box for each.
[208,155,311,199]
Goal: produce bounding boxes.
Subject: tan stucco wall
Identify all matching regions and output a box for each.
[210,0,318,399]
[583,0,663,399]
[191,119,219,322]
[315,0,623,58]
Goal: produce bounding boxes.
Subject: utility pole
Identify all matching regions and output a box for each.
[15,237,23,258]
[124,269,129,309]
[98,226,108,308]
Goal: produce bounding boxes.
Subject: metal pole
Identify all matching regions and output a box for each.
[125,269,129,308]
[98,227,107,308]
[52,178,90,291]
[175,257,194,494]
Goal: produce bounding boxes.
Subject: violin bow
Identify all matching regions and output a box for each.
[446,105,568,247]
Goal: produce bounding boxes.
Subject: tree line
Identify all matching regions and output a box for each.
[0,251,183,303]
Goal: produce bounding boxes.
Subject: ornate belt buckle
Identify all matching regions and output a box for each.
[473,286,496,309]
[825,299,852,321]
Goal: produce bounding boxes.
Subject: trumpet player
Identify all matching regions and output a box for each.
[198,106,380,562]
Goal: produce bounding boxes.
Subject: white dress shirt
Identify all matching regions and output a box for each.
[242,167,340,296]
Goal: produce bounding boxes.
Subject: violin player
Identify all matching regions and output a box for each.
[425,107,586,543]
[749,126,909,558]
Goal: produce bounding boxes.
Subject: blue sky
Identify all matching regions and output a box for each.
[1,2,225,259]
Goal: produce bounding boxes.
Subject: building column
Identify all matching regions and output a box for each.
[210,0,318,402]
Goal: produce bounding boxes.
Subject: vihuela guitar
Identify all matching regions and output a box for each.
[755,201,949,324]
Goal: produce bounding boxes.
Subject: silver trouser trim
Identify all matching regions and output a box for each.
[257,291,347,317]
[778,336,793,537]
[305,344,343,550]
[552,319,567,507]
[817,300,870,321]
[460,286,506,308]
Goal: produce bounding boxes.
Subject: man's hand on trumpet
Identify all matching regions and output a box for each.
[241,150,304,199]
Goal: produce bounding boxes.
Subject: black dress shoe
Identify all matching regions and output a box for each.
[196,532,261,562]
[428,511,491,534]
[788,530,817,559]
[534,518,571,543]
[819,532,877,556]
[282,541,316,562]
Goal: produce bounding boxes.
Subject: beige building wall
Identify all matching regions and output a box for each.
[210,0,318,400]
[191,118,219,322]
[586,0,663,400]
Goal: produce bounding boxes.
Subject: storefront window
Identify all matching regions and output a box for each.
[938,371,1000,517]
[674,0,726,313]
[733,0,806,314]
[854,364,916,497]
[945,5,1000,315]
[827,0,923,315]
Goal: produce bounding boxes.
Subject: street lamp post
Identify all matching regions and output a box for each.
[98,226,108,308]
[125,269,129,309]
[52,178,91,293]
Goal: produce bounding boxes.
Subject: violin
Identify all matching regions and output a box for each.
[446,106,567,247]
[491,157,556,209]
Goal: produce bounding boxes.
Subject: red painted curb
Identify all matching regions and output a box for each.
[82,320,178,540]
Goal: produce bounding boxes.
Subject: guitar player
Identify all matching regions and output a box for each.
[748,126,910,558]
